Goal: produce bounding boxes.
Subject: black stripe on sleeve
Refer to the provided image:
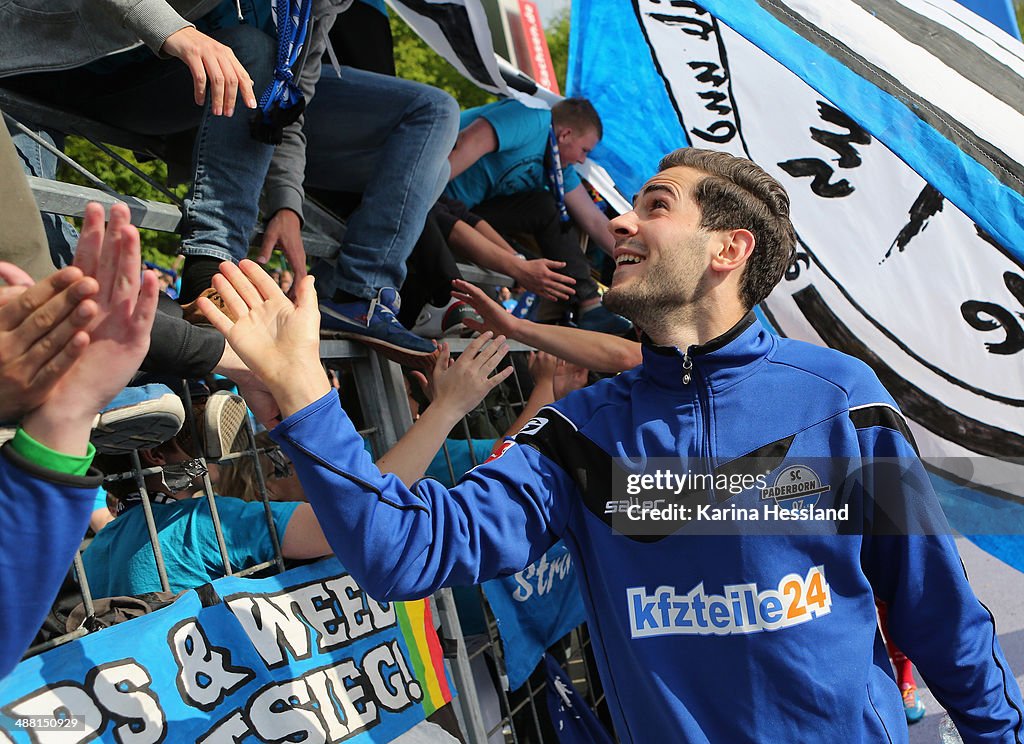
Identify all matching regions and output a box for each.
[850,405,920,455]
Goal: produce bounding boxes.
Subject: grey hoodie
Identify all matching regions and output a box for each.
[0,0,221,77]
[2,0,352,226]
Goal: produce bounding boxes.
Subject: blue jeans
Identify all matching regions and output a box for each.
[8,24,275,266]
[303,67,459,300]
[7,125,77,269]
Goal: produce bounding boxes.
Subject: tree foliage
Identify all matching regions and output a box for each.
[60,136,186,269]
[547,10,570,94]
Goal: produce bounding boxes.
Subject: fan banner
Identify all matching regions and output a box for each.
[0,559,455,743]
[482,541,586,691]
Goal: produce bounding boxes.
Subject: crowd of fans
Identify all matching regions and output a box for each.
[0,0,630,674]
[0,0,933,731]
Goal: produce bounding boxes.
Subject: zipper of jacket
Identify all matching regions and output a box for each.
[235,0,244,21]
[682,346,714,488]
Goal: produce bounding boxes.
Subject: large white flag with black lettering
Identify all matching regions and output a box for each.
[571,0,1024,505]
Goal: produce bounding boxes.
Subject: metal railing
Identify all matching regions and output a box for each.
[6,88,609,743]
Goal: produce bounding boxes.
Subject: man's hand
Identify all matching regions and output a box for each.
[450,279,520,339]
[259,209,309,286]
[161,26,257,116]
[511,258,576,302]
[0,264,98,421]
[213,342,283,429]
[200,259,329,419]
[0,263,35,307]
[21,203,160,455]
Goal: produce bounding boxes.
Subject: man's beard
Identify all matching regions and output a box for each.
[604,238,708,335]
[603,276,681,334]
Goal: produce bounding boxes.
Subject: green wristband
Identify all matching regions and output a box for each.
[10,428,96,476]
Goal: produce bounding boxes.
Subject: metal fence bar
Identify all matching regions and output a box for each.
[182,383,234,578]
[72,551,95,622]
[129,448,171,594]
[85,137,184,205]
[434,588,489,744]
[4,114,110,190]
[232,561,278,578]
[243,416,287,575]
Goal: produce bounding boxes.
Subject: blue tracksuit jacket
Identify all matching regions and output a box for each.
[272,314,1023,743]
[0,443,99,678]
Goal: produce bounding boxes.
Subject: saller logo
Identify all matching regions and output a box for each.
[627,566,831,638]
[518,416,549,437]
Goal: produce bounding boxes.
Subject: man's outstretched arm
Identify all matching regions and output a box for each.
[452,279,642,373]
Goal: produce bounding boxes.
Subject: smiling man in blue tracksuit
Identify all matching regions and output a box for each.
[204,148,1024,743]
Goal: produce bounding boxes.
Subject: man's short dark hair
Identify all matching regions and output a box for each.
[658,148,796,310]
[551,97,603,139]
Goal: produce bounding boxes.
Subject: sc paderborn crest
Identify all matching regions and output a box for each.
[760,465,830,511]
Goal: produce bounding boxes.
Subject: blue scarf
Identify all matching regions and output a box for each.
[546,127,571,230]
[251,0,314,144]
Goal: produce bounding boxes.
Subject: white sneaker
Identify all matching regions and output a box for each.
[204,391,250,460]
[412,298,482,339]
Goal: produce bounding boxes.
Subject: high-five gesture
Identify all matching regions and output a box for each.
[21,203,159,455]
[200,259,330,418]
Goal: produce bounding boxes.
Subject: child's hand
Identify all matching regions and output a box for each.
[428,333,513,421]
[527,350,558,387]
[553,358,588,400]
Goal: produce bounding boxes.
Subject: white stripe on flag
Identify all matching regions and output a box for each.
[782,0,1024,166]
[894,0,1024,74]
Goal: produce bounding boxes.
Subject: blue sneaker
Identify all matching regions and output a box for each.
[91,384,186,454]
[319,288,436,366]
[902,683,926,724]
[578,302,633,336]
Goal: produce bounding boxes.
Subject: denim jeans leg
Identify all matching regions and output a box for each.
[178,26,276,263]
[84,25,277,264]
[301,67,459,300]
[8,125,78,269]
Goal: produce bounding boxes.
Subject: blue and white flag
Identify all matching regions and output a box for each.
[482,542,586,691]
[570,1,1024,509]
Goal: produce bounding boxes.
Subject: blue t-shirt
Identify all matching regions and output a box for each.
[82,496,299,597]
[425,438,497,488]
[445,100,581,209]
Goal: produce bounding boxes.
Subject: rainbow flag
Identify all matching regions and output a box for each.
[395,598,454,715]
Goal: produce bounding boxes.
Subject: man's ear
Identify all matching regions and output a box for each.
[557,126,573,141]
[709,229,755,273]
[139,447,165,467]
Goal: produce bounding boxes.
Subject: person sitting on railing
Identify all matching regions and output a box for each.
[2,0,277,276]
[446,97,632,337]
[0,204,158,678]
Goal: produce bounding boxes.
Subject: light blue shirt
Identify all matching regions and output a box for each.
[446,100,581,209]
[83,496,299,597]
